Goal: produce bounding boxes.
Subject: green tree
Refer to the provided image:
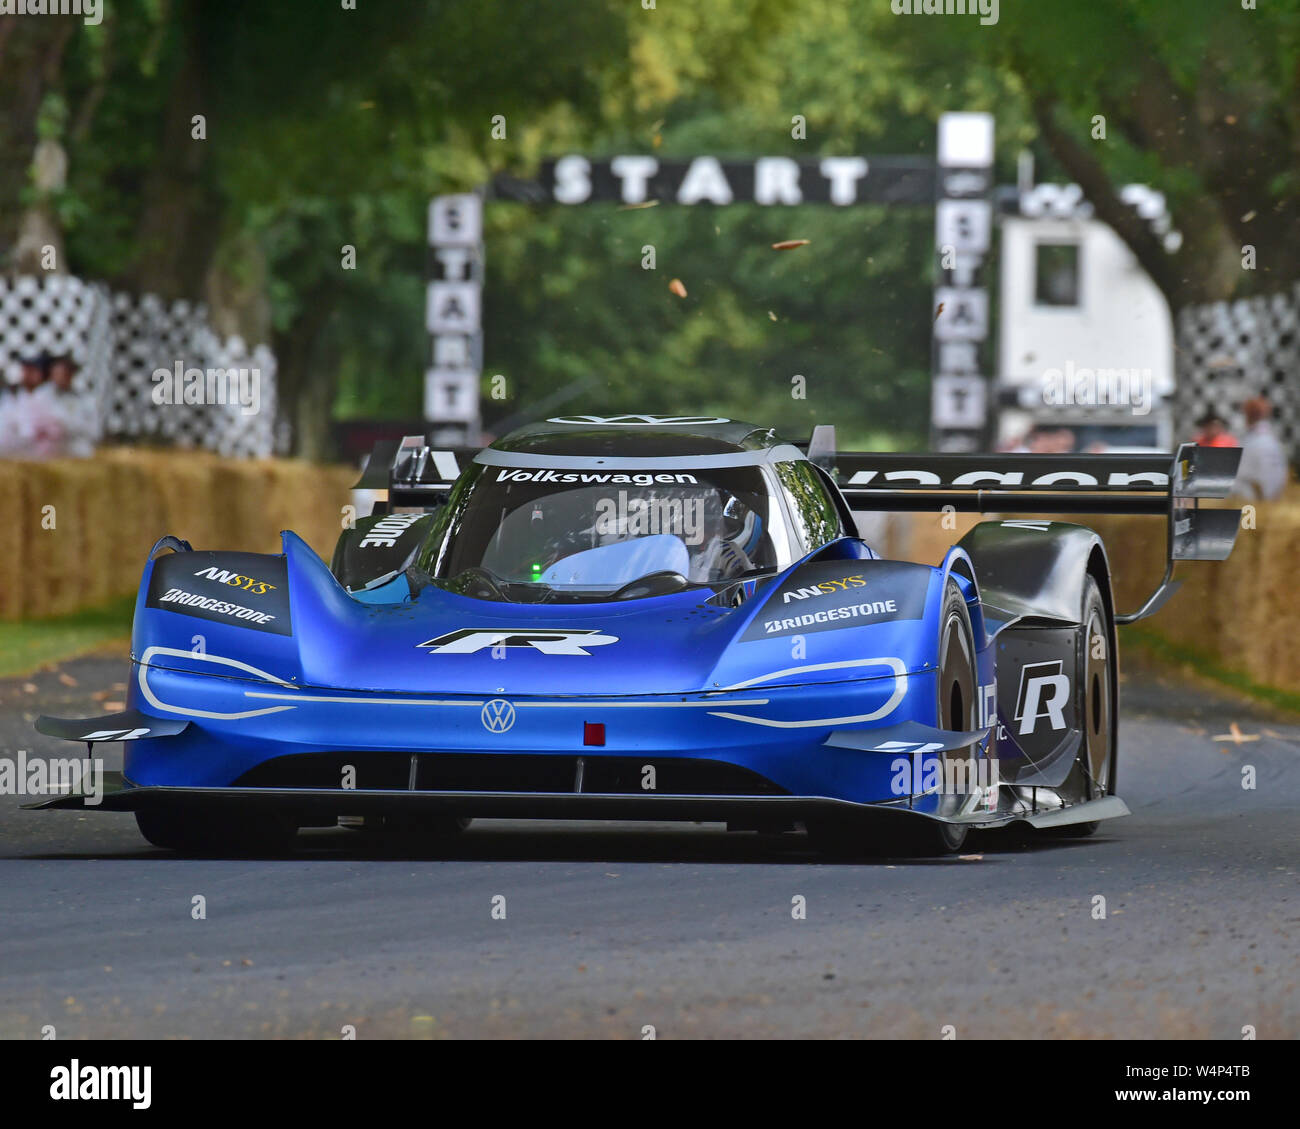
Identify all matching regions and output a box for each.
[889,0,1300,305]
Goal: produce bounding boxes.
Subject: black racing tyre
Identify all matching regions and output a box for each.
[135,809,298,856]
[915,576,976,855]
[809,578,974,859]
[1042,573,1117,837]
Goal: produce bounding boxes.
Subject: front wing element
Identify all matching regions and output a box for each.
[26,772,1130,831]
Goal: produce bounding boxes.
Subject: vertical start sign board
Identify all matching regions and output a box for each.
[426,193,484,443]
[931,112,994,451]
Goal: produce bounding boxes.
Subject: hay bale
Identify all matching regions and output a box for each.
[4,451,367,620]
[210,458,281,553]
[884,510,984,566]
[23,460,90,619]
[74,458,115,610]
[0,462,27,620]
[1251,504,1300,691]
[156,450,223,551]
[278,461,355,560]
[99,451,166,598]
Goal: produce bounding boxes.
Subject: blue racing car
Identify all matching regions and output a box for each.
[32,414,1242,856]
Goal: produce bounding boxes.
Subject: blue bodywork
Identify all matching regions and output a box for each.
[122,528,996,815]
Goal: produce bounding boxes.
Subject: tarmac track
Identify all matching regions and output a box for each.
[0,649,1295,1039]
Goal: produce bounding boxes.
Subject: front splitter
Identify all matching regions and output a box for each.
[23,772,1129,829]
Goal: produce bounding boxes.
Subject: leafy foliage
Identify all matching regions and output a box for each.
[3,0,1295,455]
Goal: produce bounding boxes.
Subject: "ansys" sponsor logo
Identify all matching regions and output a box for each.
[781,573,866,604]
[193,566,276,595]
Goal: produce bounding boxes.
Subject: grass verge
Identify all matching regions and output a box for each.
[1124,626,1300,716]
[0,597,134,678]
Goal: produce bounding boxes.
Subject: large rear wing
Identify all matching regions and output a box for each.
[805,427,1243,623]
[354,435,480,509]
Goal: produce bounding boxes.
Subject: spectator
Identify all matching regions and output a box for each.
[18,352,49,391]
[1026,425,1076,453]
[1193,411,1238,448]
[1234,396,1289,501]
[0,351,98,459]
[0,384,66,460]
[47,353,77,392]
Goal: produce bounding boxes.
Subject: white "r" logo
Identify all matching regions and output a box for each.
[419,629,619,656]
[1014,661,1070,735]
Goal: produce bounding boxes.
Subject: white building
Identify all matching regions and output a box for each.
[997,183,1176,450]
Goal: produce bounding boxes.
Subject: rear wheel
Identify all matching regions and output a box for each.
[809,578,975,858]
[1042,574,1116,837]
[135,809,297,855]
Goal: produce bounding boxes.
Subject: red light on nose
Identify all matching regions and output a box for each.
[583,722,605,747]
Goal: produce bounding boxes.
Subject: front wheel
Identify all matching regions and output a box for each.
[807,814,966,859]
[809,578,975,859]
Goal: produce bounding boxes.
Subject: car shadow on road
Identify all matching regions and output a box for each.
[24,822,1113,865]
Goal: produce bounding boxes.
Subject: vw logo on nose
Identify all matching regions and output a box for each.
[481,698,516,733]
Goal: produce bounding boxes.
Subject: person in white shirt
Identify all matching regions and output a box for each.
[1234,396,1290,501]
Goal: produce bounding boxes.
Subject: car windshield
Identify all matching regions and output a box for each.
[432,462,793,598]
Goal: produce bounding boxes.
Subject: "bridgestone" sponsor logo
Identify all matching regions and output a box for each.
[159,588,276,624]
[763,599,897,633]
[360,512,424,547]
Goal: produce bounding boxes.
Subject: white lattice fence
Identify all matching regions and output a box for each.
[1175,283,1300,463]
[0,274,277,457]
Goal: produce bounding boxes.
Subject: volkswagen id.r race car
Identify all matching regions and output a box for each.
[31,415,1243,856]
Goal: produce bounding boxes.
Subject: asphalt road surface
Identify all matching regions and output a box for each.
[0,650,1296,1039]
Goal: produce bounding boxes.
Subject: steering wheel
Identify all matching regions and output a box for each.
[610,570,690,600]
[454,566,510,601]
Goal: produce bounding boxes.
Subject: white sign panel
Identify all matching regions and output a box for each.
[429,194,482,247]
[937,112,994,167]
[933,286,988,342]
[424,369,481,423]
[426,280,481,335]
[433,333,478,370]
[937,340,979,375]
[936,199,992,256]
[931,374,987,430]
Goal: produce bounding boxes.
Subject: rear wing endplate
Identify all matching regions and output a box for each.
[354,435,481,509]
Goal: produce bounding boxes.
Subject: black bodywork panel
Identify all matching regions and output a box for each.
[957,520,1111,787]
[330,511,436,593]
[957,520,1106,628]
[990,626,1083,786]
[146,551,291,636]
[36,709,190,743]
[741,559,930,641]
